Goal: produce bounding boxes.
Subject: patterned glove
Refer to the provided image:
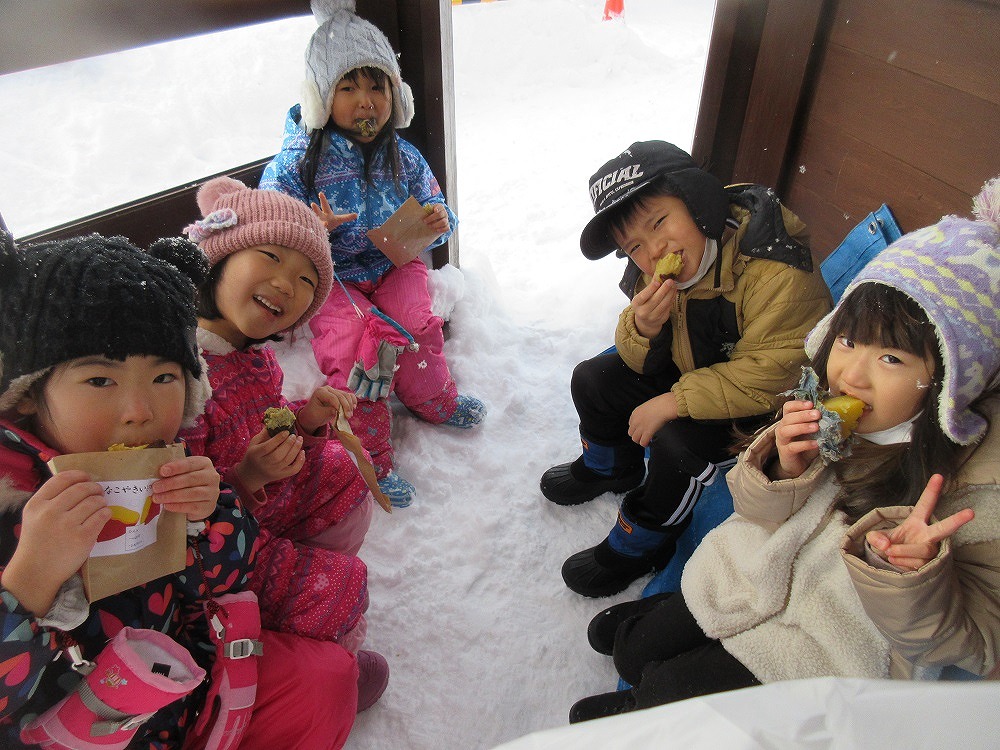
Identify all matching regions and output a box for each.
[182,591,262,750]
[347,308,418,401]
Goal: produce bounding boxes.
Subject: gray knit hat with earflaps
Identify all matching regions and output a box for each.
[300,0,415,132]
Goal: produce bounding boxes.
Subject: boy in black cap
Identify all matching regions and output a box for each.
[543,141,831,597]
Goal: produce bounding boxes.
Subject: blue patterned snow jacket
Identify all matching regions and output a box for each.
[0,418,258,750]
[259,104,457,284]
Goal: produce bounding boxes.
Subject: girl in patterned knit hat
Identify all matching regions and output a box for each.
[0,232,361,748]
[181,176,388,713]
[259,0,485,508]
[571,177,1000,722]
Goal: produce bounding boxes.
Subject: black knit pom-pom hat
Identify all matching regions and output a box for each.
[0,231,212,428]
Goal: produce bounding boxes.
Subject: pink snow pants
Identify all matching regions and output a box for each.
[251,528,368,651]
[239,630,358,750]
[310,259,459,477]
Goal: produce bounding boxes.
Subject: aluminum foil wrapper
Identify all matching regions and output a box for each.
[781,367,853,463]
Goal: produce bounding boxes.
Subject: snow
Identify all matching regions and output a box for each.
[0,0,716,747]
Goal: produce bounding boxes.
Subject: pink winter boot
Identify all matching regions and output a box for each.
[21,627,206,750]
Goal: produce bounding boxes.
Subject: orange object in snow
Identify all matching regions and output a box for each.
[603,0,624,20]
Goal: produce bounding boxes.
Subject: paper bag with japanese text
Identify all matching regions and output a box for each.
[47,444,188,602]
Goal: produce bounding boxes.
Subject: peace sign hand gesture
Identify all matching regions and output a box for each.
[866,474,975,571]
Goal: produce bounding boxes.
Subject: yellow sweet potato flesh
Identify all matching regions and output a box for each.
[109,504,141,525]
[822,395,865,436]
[655,254,683,279]
[263,406,296,436]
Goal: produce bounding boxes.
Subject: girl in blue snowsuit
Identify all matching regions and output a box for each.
[260,0,485,507]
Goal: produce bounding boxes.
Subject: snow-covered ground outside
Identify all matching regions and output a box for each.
[0,1,716,747]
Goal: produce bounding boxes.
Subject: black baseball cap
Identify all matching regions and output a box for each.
[579,140,729,259]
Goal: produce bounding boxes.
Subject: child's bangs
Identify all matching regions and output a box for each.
[832,283,932,355]
[344,66,390,87]
[607,196,647,246]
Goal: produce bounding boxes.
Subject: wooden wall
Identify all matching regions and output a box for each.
[694,0,1000,260]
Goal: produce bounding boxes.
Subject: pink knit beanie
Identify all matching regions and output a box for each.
[184,177,333,327]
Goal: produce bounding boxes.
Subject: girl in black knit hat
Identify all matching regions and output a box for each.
[0,232,361,749]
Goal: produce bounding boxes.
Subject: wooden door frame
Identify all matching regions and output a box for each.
[692,0,830,192]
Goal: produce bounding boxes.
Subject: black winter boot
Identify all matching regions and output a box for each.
[586,592,676,655]
[561,511,689,598]
[569,689,637,724]
[540,457,645,506]
[561,539,657,598]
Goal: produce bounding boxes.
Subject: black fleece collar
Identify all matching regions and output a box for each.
[726,184,813,272]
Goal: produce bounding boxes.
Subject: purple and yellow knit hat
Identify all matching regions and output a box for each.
[184,177,333,328]
[807,176,1000,445]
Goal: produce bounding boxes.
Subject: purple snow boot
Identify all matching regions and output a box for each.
[355,650,389,712]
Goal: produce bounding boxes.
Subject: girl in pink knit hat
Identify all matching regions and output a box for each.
[180,176,388,713]
[260,0,486,508]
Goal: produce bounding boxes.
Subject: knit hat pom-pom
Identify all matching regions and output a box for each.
[149,237,210,287]
[311,0,356,25]
[972,176,1000,230]
[196,176,248,217]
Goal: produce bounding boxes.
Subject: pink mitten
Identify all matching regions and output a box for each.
[182,591,262,750]
[21,627,205,750]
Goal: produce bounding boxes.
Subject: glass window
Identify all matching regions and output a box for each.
[0,16,313,237]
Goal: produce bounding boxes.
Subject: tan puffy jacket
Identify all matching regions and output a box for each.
[615,200,831,421]
[683,394,1000,682]
[841,393,1000,678]
[682,426,891,682]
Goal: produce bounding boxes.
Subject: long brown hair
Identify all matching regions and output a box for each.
[809,283,959,520]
